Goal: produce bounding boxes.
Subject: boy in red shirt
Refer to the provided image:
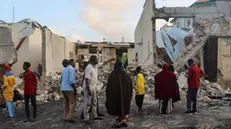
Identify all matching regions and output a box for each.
[185,59,204,115]
[23,62,37,122]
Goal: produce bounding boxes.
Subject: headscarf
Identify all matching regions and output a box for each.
[168,65,174,72]
[114,58,123,69]
[4,64,10,71]
[154,63,177,100]
[162,64,169,71]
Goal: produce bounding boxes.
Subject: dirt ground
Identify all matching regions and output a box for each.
[1,99,231,129]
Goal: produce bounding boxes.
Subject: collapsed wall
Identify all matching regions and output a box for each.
[155,5,231,71]
[0,27,17,64]
[174,14,231,70]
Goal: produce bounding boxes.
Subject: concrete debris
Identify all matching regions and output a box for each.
[36,73,62,102]
[15,100,24,110]
[198,96,212,102]
[11,64,226,104]
[177,73,187,89]
[200,80,226,98]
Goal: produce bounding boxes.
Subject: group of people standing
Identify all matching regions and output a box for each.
[59,56,138,128]
[155,59,204,115]
[59,56,204,128]
[1,62,37,122]
[1,56,204,128]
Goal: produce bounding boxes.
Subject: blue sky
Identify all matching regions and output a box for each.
[0,0,196,42]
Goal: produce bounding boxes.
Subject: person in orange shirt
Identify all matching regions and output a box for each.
[1,64,16,121]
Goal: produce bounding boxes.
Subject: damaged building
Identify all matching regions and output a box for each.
[0,19,76,75]
[135,0,231,82]
[76,41,135,71]
[0,19,135,75]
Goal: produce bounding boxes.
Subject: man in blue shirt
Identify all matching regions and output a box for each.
[60,59,77,123]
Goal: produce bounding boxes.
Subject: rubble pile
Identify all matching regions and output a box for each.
[34,65,230,103]
[37,72,84,102]
[140,66,160,100]
[178,73,230,102]
[36,70,108,103]
[36,73,61,102]
[136,67,230,102]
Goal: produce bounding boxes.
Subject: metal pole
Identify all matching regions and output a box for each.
[228,0,231,14]
[152,0,156,64]
[13,5,15,23]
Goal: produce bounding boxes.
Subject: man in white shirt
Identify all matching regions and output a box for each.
[83,55,115,122]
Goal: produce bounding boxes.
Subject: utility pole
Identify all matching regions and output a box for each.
[13,5,15,23]
[152,0,156,64]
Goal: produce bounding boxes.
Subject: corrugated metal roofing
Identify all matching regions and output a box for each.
[190,0,217,7]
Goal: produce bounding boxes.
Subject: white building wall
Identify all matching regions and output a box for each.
[0,22,76,75]
[45,29,65,74]
[45,29,76,74]
[77,49,89,55]
[11,38,30,75]
[134,0,154,65]
[2,23,42,75]
[28,28,42,73]
[65,40,76,59]
[127,48,135,65]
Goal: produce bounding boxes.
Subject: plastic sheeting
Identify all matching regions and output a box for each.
[156,26,193,63]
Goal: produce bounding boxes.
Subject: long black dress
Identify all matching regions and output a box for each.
[106,67,133,117]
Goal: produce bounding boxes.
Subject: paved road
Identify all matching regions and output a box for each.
[1,99,231,129]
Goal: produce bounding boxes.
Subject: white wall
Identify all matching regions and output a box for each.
[45,29,65,74]
[0,22,76,75]
[65,40,76,59]
[45,29,76,74]
[2,23,42,75]
[134,0,154,65]
[28,28,42,73]
[127,48,135,65]
[12,38,30,75]
[77,49,89,55]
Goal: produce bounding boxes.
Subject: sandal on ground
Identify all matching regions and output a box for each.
[111,120,128,128]
[66,119,76,123]
[6,117,13,121]
[93,117,103,120]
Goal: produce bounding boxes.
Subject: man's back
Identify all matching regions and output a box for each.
[187,64,204,88]
[23,70,37,95]
[61,65,76,91]
[155,70,176,100]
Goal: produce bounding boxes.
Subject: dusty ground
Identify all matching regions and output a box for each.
[1,99,231,129]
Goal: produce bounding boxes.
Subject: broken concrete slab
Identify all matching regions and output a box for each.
[0,27,17,64]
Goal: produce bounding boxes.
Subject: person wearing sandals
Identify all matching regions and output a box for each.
[1,64,16,121]
[106,58,133,128]
[155,64,177,114]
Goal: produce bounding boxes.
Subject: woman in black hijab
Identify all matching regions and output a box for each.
[106,58,133,128]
